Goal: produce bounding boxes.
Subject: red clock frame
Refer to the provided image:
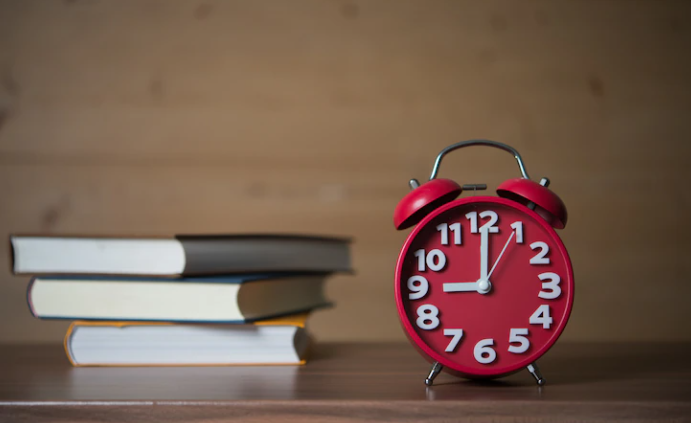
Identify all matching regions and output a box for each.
[395,195,574,379]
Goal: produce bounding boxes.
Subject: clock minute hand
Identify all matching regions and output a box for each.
[487,230,516,279]
[480,227,489,281]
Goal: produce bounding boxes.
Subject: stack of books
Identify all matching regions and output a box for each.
[10,234,351,367]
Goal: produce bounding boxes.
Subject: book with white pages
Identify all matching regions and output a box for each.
[11,234,351,276]
[64,313,311,366]
[28,273,329,323]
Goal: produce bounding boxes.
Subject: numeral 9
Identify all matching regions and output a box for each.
[407,276,429,300]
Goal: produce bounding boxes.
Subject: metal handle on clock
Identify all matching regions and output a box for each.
[428,139,531,181]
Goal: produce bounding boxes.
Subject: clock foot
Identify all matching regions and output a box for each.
[526,362,545,386]
[424,361,443,386]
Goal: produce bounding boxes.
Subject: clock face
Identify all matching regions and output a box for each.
[395,196,574,377]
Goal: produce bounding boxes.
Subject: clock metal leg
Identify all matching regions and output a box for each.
[424,361,443,386]
[526,362,545,386]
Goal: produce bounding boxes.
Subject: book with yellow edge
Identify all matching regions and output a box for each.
[64,313,311,367]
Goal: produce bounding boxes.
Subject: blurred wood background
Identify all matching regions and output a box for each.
[0,0,689,344]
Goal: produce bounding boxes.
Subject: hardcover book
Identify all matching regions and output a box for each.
[64,313,311,366]
[28,274,329,323]
[11,234,351,276]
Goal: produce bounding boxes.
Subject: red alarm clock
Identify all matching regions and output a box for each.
[393,140,573,386]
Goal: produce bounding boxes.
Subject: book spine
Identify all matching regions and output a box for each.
[26,277,38,318]
[8,236,16,274]
[63,323,78,366]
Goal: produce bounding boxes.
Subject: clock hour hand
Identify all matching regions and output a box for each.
[443,282,478,292]
[443,280,491,294]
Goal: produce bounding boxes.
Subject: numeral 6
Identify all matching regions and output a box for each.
[473,339,497,364]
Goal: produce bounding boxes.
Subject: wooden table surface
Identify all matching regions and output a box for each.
[1,342,690,422]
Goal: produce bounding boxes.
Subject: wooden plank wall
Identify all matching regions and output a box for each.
[0,0,690,343]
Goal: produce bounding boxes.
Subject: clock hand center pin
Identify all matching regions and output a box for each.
[476,278,491,294]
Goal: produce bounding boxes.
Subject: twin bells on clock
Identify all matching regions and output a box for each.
[393,140,568,231]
